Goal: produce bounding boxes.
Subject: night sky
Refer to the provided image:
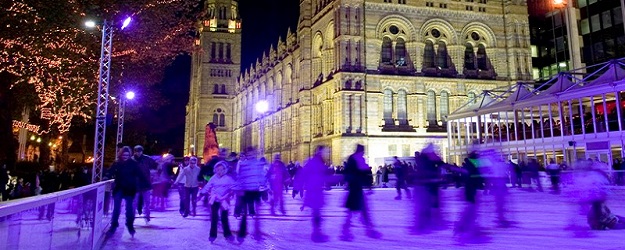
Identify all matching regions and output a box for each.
[136,0,299,156]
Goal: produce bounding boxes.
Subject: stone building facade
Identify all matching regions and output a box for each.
[185,0,533,165]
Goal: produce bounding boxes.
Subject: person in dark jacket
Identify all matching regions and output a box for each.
[133,145,157,222]
[341,144,381,241]
[106,146,148,236]
[393,156,411,200]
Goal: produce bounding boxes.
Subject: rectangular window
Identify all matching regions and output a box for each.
[466,6,473,11]
[556,37,565,52]
[605,38,615,58]
[532,68,540,79]
[593,42,605,61]
[591,14,601,32]
[580,18,590,35]
[554,12,563,27]
[402,144,411,157]
[602,10,612,29]
[388,145,397,156]
[531,45,538,57]
[578,0,587,8]
[615,7,623,25]
[541,66,550,77]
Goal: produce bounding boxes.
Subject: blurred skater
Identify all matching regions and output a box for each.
[412,145,444,234]
[268,154,290,215]
[453,152,483,241]
[393,156,411,200]
[235,147,267,242]
[301,146,331,242]
[341,144,382,241]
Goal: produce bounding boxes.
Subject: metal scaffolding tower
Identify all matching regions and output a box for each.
[115,98,126,160]
[92,20,113,183]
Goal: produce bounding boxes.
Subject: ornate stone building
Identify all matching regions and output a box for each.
[185,0,533,165]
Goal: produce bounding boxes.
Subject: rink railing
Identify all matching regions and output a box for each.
[0,180,114,250]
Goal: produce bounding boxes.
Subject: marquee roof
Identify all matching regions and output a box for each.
[449,58,625,120]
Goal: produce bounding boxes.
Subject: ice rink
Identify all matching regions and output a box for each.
[101,187,625,250]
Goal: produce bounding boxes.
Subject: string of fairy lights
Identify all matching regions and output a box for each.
[3,0,200,135]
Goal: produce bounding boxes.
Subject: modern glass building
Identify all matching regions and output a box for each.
[447,58,625,167]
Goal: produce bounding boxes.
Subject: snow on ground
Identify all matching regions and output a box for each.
[101,187,625,250]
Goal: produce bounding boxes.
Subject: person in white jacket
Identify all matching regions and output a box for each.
[174,156,201,217]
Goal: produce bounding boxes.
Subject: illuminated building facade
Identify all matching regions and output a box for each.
[185,0,532,165]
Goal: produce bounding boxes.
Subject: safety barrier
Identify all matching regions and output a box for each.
[0,180,113,250]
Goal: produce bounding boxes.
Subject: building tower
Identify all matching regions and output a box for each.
[184,0,241,158]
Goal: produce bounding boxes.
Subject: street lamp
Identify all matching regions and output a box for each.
[114,90,136,159]
[86,17,133,183]
[255,100,269,157]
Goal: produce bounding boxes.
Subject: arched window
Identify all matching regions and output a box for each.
[440,91,449,122]
[214,108,226,127]
[477,44,489,70]
[218,42,224,60]
[395,38,407,66]
[214,84,219,94]
[397,90,408,125]
[427,90,437,126]
[219,114,225,127]
[221,84,226,94]
[226,44,232,61]
[423,40,435,68]
[381,37,393,64]
[383,89,394,125]
[437,41,448,68]
[464,43,476,70]
[210,42,216,60]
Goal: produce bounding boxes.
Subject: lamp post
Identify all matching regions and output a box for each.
[87,17,132,183]
[255,100,269,157]
[114,91,135,159]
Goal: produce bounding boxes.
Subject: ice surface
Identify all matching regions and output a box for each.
[101,188,625,250]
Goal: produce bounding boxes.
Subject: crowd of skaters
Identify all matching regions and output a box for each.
[101,142,625,244]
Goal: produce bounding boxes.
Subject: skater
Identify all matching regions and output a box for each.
[341,144,382,241]
[133,145,158,222]
[546,159,561,193]
[267,154,289,215]
[480,149,512,227]
[291,162,305,199]
[412,145,444,234]
[453,152,483,242]
[106,146,148,236]
[300,145,331,242]
[235,147,267,242]
[527,158,543,192]
[588,202,625,230]
[152,154,174,211]
[174,156,201,217]
[393,156,411,200]
[205,161,235,242]
[175,157,189,215]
